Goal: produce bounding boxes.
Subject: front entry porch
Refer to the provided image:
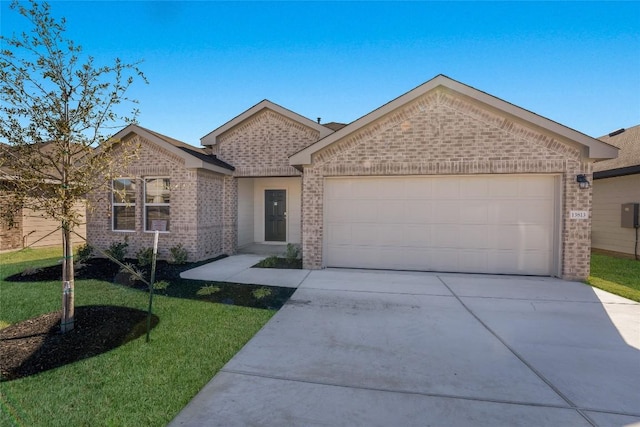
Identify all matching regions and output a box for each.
[237,177,302,249]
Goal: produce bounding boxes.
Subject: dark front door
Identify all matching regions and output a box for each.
[265,189,286,242]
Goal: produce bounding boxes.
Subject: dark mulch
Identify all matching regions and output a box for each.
[252,257,302,269]
[0,305,158,381]
[5,256,225,283]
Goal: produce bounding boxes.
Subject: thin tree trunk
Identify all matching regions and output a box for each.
[60,221,75,333]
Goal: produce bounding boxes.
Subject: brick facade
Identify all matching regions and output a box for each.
[210,109,323,254]
[86,134,226,262]
[301,89,593,280]
[213,109,319,177]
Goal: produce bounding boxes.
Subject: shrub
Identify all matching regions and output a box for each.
[196,284,221,296]
[106,238,128,262]
[257,256,278,268]
[252,287,272,300]
[76,244,94,263]
[169,244,188,265]
[285,243,300,263]
[136,247,154,267]
[119,262,143,278]
[153,280,170,291]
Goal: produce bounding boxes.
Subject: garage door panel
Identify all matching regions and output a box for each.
[432,201,461,223]
[490,179,520,198]
[403,225,432,247]
[405,200,433,222]
[518,201,553,224]
[404,179,433,199]
[459,225,490,249]
[519,177,553,197]
[433,179,460,199]
[378,201,405,223]
[325,175,555,275]
[433,225,461,248]
[460,201,489,224]
[432,249,460,271]
[459,177,490,198]
[457,250,490,273]
[326,203,352,222]
[354,200,378,222]
[327,224,352,245]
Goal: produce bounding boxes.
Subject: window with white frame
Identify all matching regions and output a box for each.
[112,178,136,231]
[145,178,170,232]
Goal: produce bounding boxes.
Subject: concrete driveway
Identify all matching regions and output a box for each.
[170,269,640,426]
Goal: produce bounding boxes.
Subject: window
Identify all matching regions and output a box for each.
[112,178,136,231]
[145,178,170,232]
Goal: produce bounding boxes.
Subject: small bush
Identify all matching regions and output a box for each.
[76,244,94,263]
[153,280,170,291]
[119,263,144,282]
[136,247,154,267]
[285,243,300,263]
[196,284,221,296]
[169,244,188,265]
[106,238,128,262]
[256,256,278,268]
[252,287,272,300]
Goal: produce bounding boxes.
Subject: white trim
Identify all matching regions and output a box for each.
[143,177,171,233]
[111,177,136,232]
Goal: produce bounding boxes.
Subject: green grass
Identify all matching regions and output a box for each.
[0,248,274,426]
[587,253,640,302]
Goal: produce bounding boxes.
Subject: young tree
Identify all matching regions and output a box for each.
[0,0,147,332]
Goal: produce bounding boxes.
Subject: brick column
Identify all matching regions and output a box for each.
[222,176,238,255]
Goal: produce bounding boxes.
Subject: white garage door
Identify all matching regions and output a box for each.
[325,175,557,275]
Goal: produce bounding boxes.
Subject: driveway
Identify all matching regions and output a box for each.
[170,269,640,426]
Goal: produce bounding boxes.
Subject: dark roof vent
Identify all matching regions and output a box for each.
[608,128,626,137]
[317,117,321,124]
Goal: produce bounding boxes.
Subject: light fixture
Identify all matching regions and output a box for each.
[576,174,590,189]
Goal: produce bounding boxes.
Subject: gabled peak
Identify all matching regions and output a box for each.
[200,100,333,146]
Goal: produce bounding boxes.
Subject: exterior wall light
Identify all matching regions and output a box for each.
[576,174,590,189]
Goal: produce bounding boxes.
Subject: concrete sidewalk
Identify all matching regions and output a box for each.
[170,269,640,426]
[180,254,311,288]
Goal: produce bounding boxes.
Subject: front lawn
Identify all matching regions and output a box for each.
[0,248,275,426]
[587,253,640,302]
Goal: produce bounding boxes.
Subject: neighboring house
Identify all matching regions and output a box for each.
[592,125,640,258]
[0,142,86,251]
[86,75,617,280]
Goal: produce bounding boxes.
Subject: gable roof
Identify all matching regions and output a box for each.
[289,74,619,166]
[200,100,334,146]
[112,124,234,174]
[593,125,640,178]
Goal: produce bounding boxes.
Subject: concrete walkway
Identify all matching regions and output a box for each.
[170,269,640,426]
[180,254,311,288]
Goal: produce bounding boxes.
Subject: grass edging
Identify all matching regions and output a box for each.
[586,253,640,302]
[586,277,640,302]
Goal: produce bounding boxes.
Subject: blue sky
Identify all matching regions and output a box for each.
[2,1,639,146]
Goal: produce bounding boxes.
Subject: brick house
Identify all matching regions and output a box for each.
[592,125,640,258]
[86,75,617,280]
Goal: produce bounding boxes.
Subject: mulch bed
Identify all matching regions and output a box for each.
[0,306,158,381]
[2,255,294,381]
